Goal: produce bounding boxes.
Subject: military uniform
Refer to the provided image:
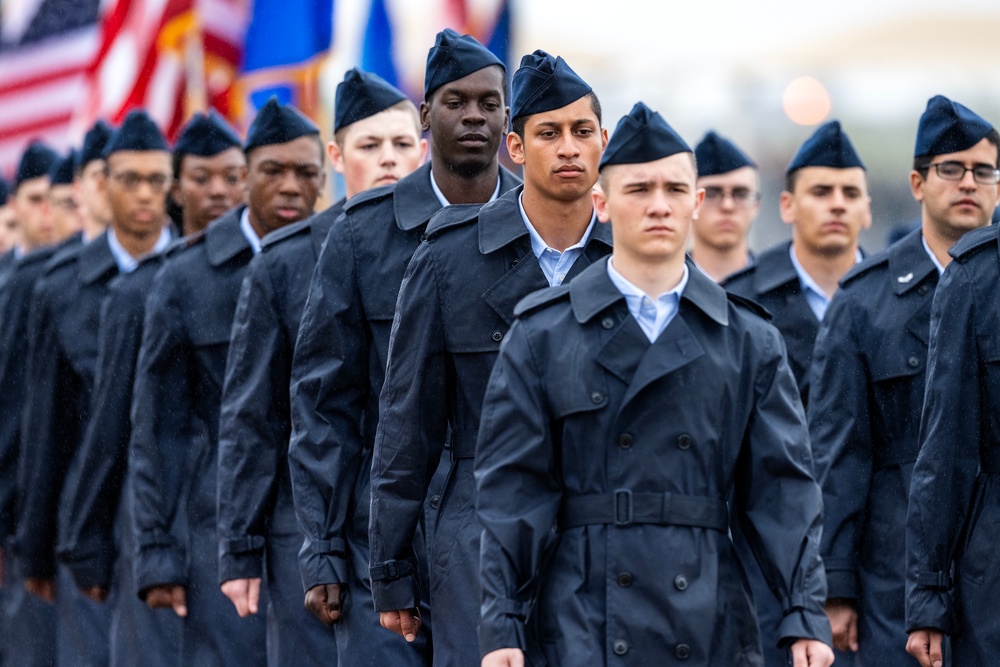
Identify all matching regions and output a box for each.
[809,229,937,665]
[130,207,268,666]
[289,163,519,666]
[368,187,612,666]
[216,202,342,667]
[906,223,1000,664]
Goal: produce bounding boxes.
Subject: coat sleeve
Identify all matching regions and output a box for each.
[368,240,449,612]
[16,279,77,579]
[129,263,193,594]
[57,287,141,590]
[217,254,287,583]
[287,219,367,591]
[808,288,872,601]
[474,319,558,657]
[0,290,27,545]
[905,261,979,634]
[734,324,832,648]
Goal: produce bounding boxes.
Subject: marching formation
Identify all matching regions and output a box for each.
[0,27,997,667]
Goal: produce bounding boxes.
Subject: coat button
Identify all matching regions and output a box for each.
[511,257,519,267]
[601,316,615,330]
[908,356,920,368]
[918,284,929,294]
[591,392,604,404]
[429,495,440,510]
[675,643,691,659]
[617,434,634,449]
[674,574,688,591]
[677,434,692,450]
[613,639,628,656]
[491,330,503,342]
[616,572,633,588]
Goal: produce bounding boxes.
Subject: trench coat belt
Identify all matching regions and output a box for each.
[450,429,479,460]
[981,446,1000,474]
[558,490,729,531]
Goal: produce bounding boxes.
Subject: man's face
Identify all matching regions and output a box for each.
[0,205,18,254]
[48,183,82,240]
[77,159,111,228]
[13,176,54,251]
[911,137,1000,238]
[172,148,247,234]
[507,95,607,203]
[246,135,324,237]
[421,66,508,177]
[331,107,426,198]
[780,167,871,256]
[104,151,172,239]
[594,154,704,263]
[694,166,760,251]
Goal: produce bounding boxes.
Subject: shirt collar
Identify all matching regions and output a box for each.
[430,169,502,208]
[606,256,689,304]
[518,191,596,259]
[921,235,945,275]
[240,207,262,254]
[788,244,862,299]
[107,226,172,274]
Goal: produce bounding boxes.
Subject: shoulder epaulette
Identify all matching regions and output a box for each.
[424,203,482,238]
[343,183,394,213]
[261,218,311,250]
[949,224,997,261]
[513,284,572,318]
[725,292,772,321]
[839,250,889,287]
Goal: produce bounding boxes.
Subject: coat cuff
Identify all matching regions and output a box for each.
[906,580,953,635]
[18,544,56,580]
[479,599,530,656]
[134,535,187,597]
[370,572,419,612]
[776,607,834,649]
[298,538,349,591]
[822,558,858,600]
[59,546,115,591]
[218,535,265,583]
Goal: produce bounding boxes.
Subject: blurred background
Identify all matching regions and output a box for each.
[2,0,999,251]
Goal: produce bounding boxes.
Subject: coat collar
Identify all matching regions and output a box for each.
[205,206,251,267]
[752,241,798,294]
[571,256,729,326]
[78,231,118,285]
[888,229,938,296]
[393,163,521,232]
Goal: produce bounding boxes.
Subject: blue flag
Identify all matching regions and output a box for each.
[361,0,399,88]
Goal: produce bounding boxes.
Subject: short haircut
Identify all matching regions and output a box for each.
[912,128,1000,173]
[512,91,603,139]
[333,99,421,148]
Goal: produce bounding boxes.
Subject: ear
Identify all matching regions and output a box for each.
[419,101,431,133]
[600,127,609,150]
[418,137,429,163]
[909,169,925,204]
[779,190,795,226]
[506,131,526,166]
[593,181,611,223]
[328,141,345,175]
[692,187,705,221]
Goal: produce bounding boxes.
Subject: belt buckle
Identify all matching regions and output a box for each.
[614,489,633,526]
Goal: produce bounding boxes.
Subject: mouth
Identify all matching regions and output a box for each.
[375,174,399,185]
[555,165,585,178]
[822,221,849,233]
[953,198,980,209]
[274,206,302,220]
[457,133,489,148]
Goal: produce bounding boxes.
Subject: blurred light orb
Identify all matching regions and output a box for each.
[782,76,831,126]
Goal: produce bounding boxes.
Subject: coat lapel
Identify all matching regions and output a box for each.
[620,313,706,409]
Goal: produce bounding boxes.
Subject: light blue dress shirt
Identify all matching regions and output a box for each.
[921,236,944,275]
[519,193,595,287]
[788,244,861,322]
[607,258,689,342]
[430,170,501,207]
[108,227,172,274]
[240,208,261,254]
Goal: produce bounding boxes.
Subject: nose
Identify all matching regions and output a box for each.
[648,187,671,216]
[462,103,486,127]
[718,191,736,211]
[830,188,847,213]
[958,167,978,190]
[277,169,301,196]
[379,143,398,167]
[556,133,581,160]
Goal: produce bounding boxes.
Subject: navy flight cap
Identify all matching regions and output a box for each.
[424,28,504,98]
[103,110,170,157]
[335,68,408,132]
[599,102,691,171]
[244,97,320,153]
[510,50,592,125]
[695,131,756,177]
[15,141,59,188]
[49,150,77,186]
[786,120,864,174]
[76,120,114,171]
[915,95,994,158]
[174,110,242,158]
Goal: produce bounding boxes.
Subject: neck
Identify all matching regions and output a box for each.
[113,221,163,259]
[612,251,686,297]
[431,155,500,205]
[82,215,108,242]
[183,212,208,237]
[792,241,857,297]
[689,241,749,282]
[922,216,966,270]
[521,186,593,251]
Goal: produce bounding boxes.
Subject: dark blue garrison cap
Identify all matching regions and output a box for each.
[694,131,756,177]
[915,95,994,158]
[174,109,242,158]
[77,120,114,170]
[49,150,77,186]
[0,177,9,206]
[335,68,408,132]
[244,97,320,153]
[103,110,170,157]
[599,102,691,171]
[424,28,504,98]
[510,50,592,124]
[15,142,59,188]
[786,120,864,174]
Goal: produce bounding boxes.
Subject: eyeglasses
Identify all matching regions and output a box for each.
[702,186,761,207]
[109,171,171,192]
[927,161,1000,185]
